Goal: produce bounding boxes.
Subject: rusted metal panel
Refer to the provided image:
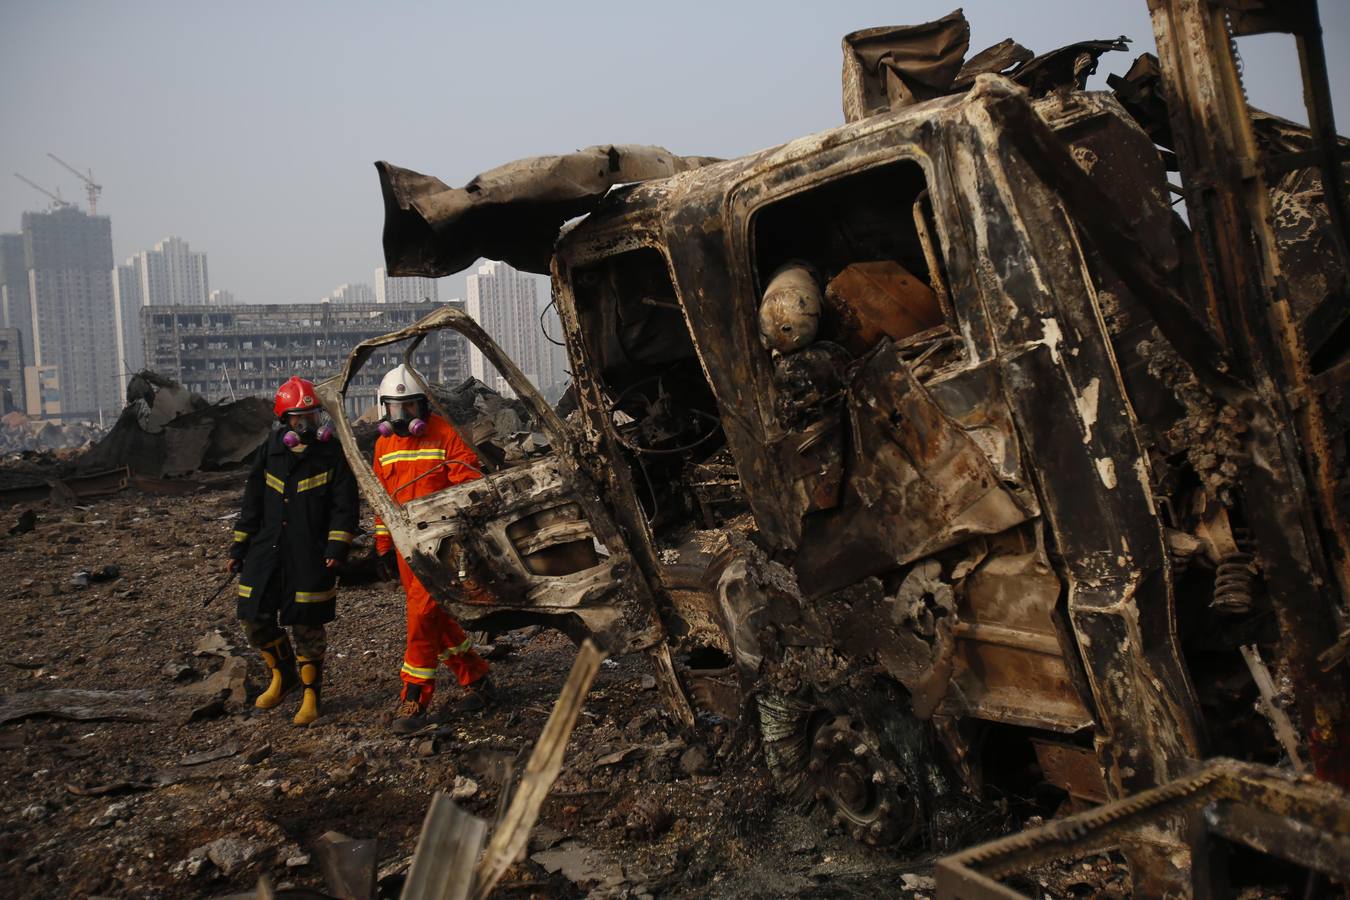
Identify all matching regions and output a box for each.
[952,527,1094,732]
[823,261,943,354]
[841,10,970,122]
[1031,739,1109,809]
[793,340,1030,596]
[948,80,1204,797]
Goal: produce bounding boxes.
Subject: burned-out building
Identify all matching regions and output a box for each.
[141,300,471,416]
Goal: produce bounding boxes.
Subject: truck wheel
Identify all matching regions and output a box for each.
[807,713,922,846]
[758,687,924,847]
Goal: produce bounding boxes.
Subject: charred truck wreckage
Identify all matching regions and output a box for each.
[315,4,1350,895]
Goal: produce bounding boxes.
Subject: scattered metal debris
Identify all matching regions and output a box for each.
[934,759,1350,898]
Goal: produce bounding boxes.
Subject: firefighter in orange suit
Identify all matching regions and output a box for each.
[372,364,491,734]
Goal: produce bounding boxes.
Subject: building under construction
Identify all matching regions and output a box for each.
[140,300,471,415]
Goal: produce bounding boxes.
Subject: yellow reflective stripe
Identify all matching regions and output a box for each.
[438,636,474,659]
[401,661,437,679]
[378,449,447,467]
[296,470,332,492]
[237,584,253,598]
[265,472,285,493]
[373,524,390,536]
[327,530,354,543]
[295,588,336,603]
[232,530,250,543]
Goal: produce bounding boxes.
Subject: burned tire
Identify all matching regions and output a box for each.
[757,681,928,848]
[806,713,923,846]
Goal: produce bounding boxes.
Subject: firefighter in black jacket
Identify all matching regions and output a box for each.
[227,377,359,725]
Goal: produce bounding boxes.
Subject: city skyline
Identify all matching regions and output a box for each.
[0,205,556,420]
[3,2,1344,311]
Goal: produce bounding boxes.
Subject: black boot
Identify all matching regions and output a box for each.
[450,675,495,713]
[390,683,432,735]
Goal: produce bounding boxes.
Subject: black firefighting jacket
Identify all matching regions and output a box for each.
[231,429,360,625]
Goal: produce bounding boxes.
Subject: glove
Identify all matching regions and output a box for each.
[227,542,247,573]
[376,551,398,582]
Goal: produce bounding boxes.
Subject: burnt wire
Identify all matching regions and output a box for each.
[540,296,566,347]
[633,450,661,526]
[607,370,724,457]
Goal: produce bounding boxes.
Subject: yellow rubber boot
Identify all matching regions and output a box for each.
[256,636,299,709]
[293,656,323,725]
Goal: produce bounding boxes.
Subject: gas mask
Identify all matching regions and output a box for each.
[378,397,428,438]
[282,411,333,447]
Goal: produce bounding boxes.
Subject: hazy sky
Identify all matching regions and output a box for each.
[2,1,1346,305]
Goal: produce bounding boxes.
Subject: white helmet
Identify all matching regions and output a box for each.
[377,364,430,437]
[378,364,426,403]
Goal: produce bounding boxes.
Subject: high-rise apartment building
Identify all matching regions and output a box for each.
[23,207,120,419]
[464,261,568,398]
[375,267,438,305]
[465,261,540,396]
[328,282,375,304]
[113,236,211,398]
[132,237,209,307]
[0,234,31,370]
[112,261,142,398]
[0,328,25,413]
[208,289,235,306]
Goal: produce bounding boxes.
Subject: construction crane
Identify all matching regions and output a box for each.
[13,173,73,210]
[46,153,102,215]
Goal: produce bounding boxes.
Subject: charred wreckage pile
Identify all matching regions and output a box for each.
[323,2,1350,897]
[2,2,1348,897]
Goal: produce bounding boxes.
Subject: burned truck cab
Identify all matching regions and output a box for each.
[552,76,1204,841]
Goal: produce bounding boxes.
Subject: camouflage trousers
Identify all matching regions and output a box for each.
[240,616,326,660]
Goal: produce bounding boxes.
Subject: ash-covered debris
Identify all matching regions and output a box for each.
[0,411,104,456]
[429,375,545,463]
[1138,332,1249,505]
[80,371,273,478]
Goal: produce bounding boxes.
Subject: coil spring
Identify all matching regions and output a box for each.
[1213,528,1257,614]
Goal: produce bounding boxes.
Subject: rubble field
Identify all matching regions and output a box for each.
[0,475,1049,900]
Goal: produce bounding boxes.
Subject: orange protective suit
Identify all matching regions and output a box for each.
[373,414,489,695]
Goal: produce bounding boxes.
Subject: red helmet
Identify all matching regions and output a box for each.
[273,377,320,419]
